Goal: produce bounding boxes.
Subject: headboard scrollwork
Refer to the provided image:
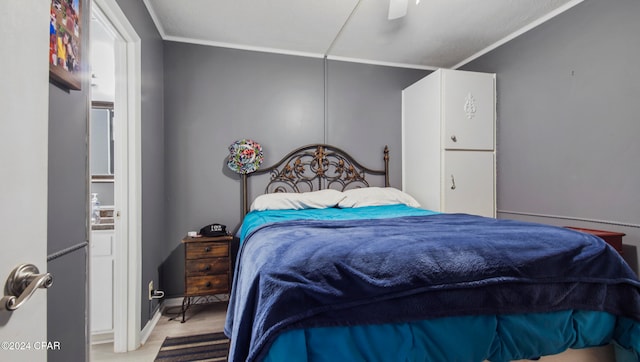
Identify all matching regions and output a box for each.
[242,144,390,215]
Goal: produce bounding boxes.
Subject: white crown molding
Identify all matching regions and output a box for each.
[164,35,326,60]
[163,34,439,70]
[451,0,585,69]
[142,0,167,38]
[326,55,439,71]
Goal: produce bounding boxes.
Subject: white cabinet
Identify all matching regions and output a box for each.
[402,69,496,217]
[90,229,115,340]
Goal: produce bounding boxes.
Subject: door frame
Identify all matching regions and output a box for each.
[92,0,142,352]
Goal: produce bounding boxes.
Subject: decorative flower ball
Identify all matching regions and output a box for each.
[227,139,264,174]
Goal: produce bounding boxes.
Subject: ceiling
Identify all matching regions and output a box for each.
[142,0,583,70]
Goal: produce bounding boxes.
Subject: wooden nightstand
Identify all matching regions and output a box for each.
[565,227,625,255]
[179,234,233,322]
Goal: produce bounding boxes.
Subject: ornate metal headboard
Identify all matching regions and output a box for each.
[242,144,390,215]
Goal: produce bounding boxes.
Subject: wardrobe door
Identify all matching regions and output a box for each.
[442,70,494,151]
[442,151,495,217]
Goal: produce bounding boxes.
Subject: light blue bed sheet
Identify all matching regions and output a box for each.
[263,311,640,362]
[239,204,439,243]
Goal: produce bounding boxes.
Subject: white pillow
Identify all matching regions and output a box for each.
[250,189,346,211]
[338,187,421,208]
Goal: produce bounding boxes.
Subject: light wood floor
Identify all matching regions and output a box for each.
[91,302,228,362]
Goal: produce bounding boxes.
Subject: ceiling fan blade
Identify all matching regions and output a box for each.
[388,0,408,20]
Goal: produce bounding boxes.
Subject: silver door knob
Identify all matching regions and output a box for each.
[1,264,53,311]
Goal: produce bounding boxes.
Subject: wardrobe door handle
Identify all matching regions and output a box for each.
[451,135,457,142]
[450,175,456,190]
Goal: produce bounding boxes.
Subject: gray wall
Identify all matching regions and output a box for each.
[162,42,428,296]
[115,0,166,327]
[462,0,640,271]
[327,60,428,186]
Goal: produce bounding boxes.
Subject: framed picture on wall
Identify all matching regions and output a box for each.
[49,0,82,90]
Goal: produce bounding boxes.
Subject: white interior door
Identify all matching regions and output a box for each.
[0,2,50,360]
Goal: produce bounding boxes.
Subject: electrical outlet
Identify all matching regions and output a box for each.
[148,280,153,300]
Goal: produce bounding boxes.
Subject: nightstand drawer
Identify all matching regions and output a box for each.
[186,257,229,276]
[186,242,229,259]
[186,275,229,295]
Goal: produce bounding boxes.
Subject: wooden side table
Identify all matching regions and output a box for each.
[179,234,233,322]
[565,227,625,255]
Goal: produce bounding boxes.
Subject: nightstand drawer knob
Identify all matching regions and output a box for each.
[205,282,212,288]
[204,265,211,271]
[204,247,211,252]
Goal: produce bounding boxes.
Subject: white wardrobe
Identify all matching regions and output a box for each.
[402,68,496,217]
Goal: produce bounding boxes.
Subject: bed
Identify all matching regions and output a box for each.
[224,144,640,362]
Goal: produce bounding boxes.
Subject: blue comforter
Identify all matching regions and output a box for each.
[225,208,640,361]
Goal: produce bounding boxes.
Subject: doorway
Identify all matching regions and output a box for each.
[90,0,142,353]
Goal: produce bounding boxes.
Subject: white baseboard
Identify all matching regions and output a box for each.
[91,331,114,345]
[140,305,162,345]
